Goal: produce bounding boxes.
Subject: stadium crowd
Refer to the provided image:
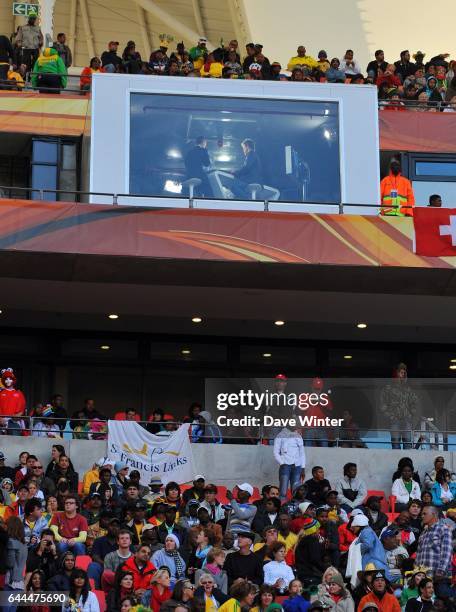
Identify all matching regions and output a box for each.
[1,444,456,612]
[0,18,456,111]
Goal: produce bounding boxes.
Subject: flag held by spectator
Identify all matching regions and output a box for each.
[108,421,195,485]
[413,207,456,256]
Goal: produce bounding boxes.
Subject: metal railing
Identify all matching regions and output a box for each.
[1,414,454,449]
[0,184,414,215]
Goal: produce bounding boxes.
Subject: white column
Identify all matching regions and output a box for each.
[38,0,56,46]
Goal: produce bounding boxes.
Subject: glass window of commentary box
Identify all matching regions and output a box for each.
[129,93,341,204]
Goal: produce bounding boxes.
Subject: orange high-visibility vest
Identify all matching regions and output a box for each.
[380,173,415,216]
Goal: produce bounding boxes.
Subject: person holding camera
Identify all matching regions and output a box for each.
[25,528,58,584]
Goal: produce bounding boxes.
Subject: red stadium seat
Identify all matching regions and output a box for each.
[94,590,107,612]
[366,490,389,514]
[77,481,83,495]
[389,495,397,513]
[75,555,92,571]
[147,413,175,422]
[386,512,399,523]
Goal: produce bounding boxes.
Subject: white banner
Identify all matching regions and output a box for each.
[107,422,196,485]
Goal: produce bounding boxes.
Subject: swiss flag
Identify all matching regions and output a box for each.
[414,207,456,256]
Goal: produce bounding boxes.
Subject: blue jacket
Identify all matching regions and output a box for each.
[431,482,456,507]
[358,526,392,581]
[283,595,311,612]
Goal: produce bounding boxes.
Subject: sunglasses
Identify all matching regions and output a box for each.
[184,584,195,590]
[201,582,213,586]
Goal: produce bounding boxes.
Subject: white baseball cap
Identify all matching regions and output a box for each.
[298,502,313,514]
[351,514,369,527]
[236,482,254,496]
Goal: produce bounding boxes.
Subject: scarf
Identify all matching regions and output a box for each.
[205,562,221,576]
[165,549,185,578]
[150,585,171,612]
[196,545,211,560]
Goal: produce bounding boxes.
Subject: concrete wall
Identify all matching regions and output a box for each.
[2,436,454,495]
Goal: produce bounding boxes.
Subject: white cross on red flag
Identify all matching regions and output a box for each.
[413,208,456,256]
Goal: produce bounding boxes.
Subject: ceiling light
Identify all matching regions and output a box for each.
[344,355,352,360]
[451,359,456,363]
[181,349,191,355]
[100,345,110,350]
[450,365,456,370]
[216,154,231,162]
[191,317,202,323]
[357,322,367,329]
[323,129,331,140]
[274,320,285,326]
[108,314,118,320]
[263,353,272,358]
[167,148,182,159]
[0,309,2,314]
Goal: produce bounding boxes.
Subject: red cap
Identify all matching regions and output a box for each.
[275,374,287,381]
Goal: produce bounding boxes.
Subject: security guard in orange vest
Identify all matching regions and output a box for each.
[380,160,415,216]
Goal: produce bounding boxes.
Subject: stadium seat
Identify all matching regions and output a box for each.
[75,555,92,571]
[94,590,107,612]
[366,490,389,514]
[389,495,397,513]
[147,413,175,422]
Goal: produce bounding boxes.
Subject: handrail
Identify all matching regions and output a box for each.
[0,184,415,213]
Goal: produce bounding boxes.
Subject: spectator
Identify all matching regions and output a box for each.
[25,527,58,583]
[282,579,309,612]
[242,42,257,73]
[224,50,242,76]
[335,463,367,513]
[192,411,223,443]
[400,567,430,608]
[189,38,208,71]
[194,572,228,606]
[350,514,391,580]
[51,454,79,492]
[394,50,416,82]
[428,194,443,206]
[263,541,294,592]
[324,573,354,612]
[290,502,316,534]
[151,534,186,585]
[225,483,257,534]
[304,466,331,507]
[15,14,43,72]
[9,483,29,519]
[199,484,225,524]
[366,50,388,79]
[23,498,48,547]
[28,459,55,497]
[104,529,134,576]
[430,469,456,508]
[188,526,215,574]
[121,543,156,599]
[157,505,187,547]
[49,494,88,556]
[224,531,263,586]
[426,76,444,104]
[282,484,307,517]
[50,394,67,430]
[196,548,228,593]
[178,500,200,530]
[392,464,421,511]
[45,444,66,478]
[316,506,340,567]
[87,516,120,588]
[358,571,401,612]
[183,476,206,504]
[219,578,256,612]
[277,513,298,553]
[405,578,435,612]
[294,518,325,586]
[122,41,142,74]
[273,425,306,501]
[376,64,402,90]
[380,527,408,582]
[101,41,122,73]
[287,46,318,71]
[31,47,67,93]
[416,505,452,583]
[252,497,281,534]
[201,49,224,78]
[0,35,15,87]
[170,577,196,606]
[15,454,37,488]
[339,49,362,76]
[46,549,75,591]
[325,490,349,525]
[317,51,330,73]
[68,568,100,612]
[53,32,72,68]
[106,569,135,612]
[380,362,417,443]
[5,515,28,594]
[32,408,61,437]
[145,568,172,612]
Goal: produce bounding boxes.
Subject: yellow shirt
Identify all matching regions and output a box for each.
[287,55,319,71]
[219,599,241,612]
[82,468,99,496]
[317,60,330,73]
[200,62,223,78]
[278,531,298,552]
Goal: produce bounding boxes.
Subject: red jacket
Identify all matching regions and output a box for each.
[122,556,156,591]
[358,591,401,612]
[338,522,356,552]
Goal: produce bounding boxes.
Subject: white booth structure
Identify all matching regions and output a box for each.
[90,74,380,214]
